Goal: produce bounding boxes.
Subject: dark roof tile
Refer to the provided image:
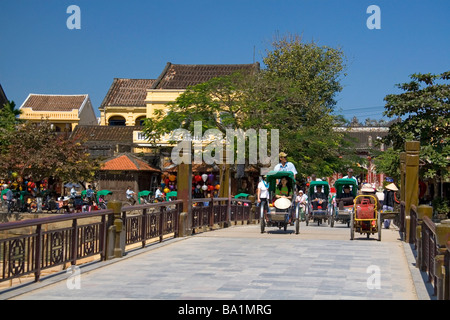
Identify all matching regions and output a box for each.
[152,62,260,89]
[20,94,88,112]
[100,78,156,108]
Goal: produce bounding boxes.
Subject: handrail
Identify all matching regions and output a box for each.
[0,209,114,232]
[0,198,257,286]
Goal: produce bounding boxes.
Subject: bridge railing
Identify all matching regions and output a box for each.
[0,198,257,285]
[409,203,450,300]
[191,198,254,231]
[121,201,183,248]
[446,241,450,300]
[0,209,114,284]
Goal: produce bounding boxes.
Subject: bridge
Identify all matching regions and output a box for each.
[0,141,449,301]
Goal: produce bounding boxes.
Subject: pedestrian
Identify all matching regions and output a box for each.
[86,185,94,202]
[343,168,358,187]
[70,186,77,198]
[376,186,385,208]
[6,188,13,213]
[257,175,269,218]
[273,152,297,178]
[383,183,398,212]
[126,186,136,205]
[296,189,308,220]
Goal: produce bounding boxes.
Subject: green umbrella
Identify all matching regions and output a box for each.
[138,190,152,204]
[97,190,113,202]
[1,189,10,198]
[166,191,177,201]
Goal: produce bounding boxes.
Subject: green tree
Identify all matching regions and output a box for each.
[143,33,351,181]
[382,71,450,181]
[0,100,23,146]
[0,120,99,183]
[258,34,351,178]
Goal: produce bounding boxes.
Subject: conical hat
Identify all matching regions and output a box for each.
[386,183,398,191]
[274,198,291,210]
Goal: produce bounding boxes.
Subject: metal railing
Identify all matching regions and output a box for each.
[0,209,114,283]
[0,198,257,285]
[421,215,438,295]
[191,198,254,230]
[121,201,182,247]
[445,241,450,300]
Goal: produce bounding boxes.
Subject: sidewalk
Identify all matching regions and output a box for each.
[1,223,431,300]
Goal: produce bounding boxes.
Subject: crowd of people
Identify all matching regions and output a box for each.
[255,152,400,224]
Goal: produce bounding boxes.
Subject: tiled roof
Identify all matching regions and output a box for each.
[101,153,160,172]
[100,78,156,108]
[152,62,260,89]
[71,125,137,143]
[20,94,88,112]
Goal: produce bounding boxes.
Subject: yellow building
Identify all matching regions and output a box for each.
[19,94,97,132]
[99,78,155,126]
[145,62,259,120]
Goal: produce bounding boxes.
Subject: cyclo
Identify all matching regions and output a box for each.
[306,180,331,226]
[260,170,300,234]
[332,178,358,227]
[350,194,381,241]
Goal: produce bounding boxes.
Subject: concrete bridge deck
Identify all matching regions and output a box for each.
[0,221,433,300]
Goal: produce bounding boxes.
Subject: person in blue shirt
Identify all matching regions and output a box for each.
[273,152,297,178]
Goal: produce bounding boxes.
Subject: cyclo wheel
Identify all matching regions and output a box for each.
[377,213,382,241]
[350,212,355,240]
[260,205,265,233]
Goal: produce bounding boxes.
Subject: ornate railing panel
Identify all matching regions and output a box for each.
[0,210,113,283]
[421,216,438,295]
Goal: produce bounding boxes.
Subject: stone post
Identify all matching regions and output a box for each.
[404,141,420,243]
[434,220,450,300]
[106,200,124,259]
[399,151,406,234]
[177,163,192,236]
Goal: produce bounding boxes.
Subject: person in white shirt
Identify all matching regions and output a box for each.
[343,168,358,187]
[155,187,164,201]
[295,190,308,217]
[257,175,270,217]
[273,152,297,178]
[70,187,77,198]
[126,186,136,205]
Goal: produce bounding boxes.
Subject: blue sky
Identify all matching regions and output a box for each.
[1,0,449,121]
